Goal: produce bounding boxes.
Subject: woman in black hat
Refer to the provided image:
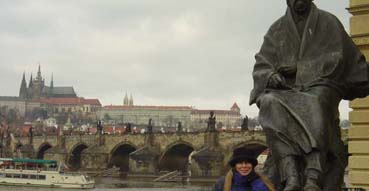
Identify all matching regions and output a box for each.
[213,150,275,191]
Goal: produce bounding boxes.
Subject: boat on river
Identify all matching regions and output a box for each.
[0,158,94,189]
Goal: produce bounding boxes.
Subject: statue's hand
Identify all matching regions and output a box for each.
[278,66,297,77]
[268,73,287,89]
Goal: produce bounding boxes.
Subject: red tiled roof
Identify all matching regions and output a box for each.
[103,126,126,133]
[103,105,192,111]
[36,97,101,106]
[83,99,101,105]
[231,102,240,110]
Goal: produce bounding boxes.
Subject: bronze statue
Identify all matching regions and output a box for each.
[177,121,183,133]
[126,123,132,134]
[206,111,216,132]
[28,126,33,138]
[146,118,153,134]
[241,115,249,132]
[97,120,103,135]
[250,0,369,190]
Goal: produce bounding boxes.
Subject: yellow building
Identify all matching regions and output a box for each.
[348,1,369,190]
[190,103,241,128]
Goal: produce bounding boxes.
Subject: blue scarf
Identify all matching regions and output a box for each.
[231,171,259,191]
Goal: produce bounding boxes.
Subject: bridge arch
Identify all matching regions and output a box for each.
[68,142,88,170]
[159,141,195,172]
[109,142,137,172]
[36,142,52,159]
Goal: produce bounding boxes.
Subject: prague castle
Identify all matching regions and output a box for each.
[0,66,100,120]
[19,65,77,99]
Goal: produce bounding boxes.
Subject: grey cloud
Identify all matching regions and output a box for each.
[0,0,351,118]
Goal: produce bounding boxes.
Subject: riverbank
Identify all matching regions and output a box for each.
[80,170,218,184]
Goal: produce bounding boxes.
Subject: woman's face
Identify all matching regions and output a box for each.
[235,161,253,176]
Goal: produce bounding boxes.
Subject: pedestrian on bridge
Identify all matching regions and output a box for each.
[214,150,274,191]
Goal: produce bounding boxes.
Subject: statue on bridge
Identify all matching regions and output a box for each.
[28,126,33,138]
[206,111,216,132]
[146,118,153,134]
[125,123,132,134]
[177,121,183,134]
[241,115,248,132]
[97,120,103,135]
[250,0,369,190]
[28,126,33,144]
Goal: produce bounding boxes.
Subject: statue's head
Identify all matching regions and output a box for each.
[287,0,313,15]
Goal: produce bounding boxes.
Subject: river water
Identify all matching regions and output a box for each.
[0,177,214,191]
[0,176,352,190]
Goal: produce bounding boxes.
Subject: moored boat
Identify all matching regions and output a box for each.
[0,158,94,189]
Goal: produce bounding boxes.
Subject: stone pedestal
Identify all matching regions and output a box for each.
[81,144,109,170]
[1,148,13,158]
[144,134,155,147]
[204,132,219,147]
[191,146,224,177]
[44,146,68,164]
[129,146,159,174]
[19,144,35,158]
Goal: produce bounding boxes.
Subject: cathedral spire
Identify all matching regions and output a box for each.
[28,73,33,88]
[124,92,129,106]
[129,94,134,106]
[48,73,54,97]
[37,64,41,77]
[22,72,26,84]
[50,73,54,88]
[36,64,42,81]
[19,72,28,99]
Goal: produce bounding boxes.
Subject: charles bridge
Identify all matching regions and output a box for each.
[3,129,348,178]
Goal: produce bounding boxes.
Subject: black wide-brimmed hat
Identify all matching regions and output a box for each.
[229,149,258,167]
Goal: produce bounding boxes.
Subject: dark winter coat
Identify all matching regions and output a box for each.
[213,171,269,191]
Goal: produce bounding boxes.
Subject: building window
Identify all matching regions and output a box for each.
[38,175,46,180]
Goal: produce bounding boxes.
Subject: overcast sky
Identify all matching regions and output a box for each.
[0,1,352,118]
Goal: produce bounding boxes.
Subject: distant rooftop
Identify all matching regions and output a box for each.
[42,86,76,96]
[36,97,101,106]
[191,109,240,115]
[0,96,24,102]
[103,105,192,111]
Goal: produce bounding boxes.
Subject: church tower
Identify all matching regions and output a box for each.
[123,92,129,106]
[27,74,33,99]
[31,65,45,99]
[129,94,134,106]
[28,74,33,88]
[19,72,28,99]
[48,73,54,97]
[230,102,240,113]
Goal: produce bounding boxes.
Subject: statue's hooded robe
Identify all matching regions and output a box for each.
[250,4,369,189]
